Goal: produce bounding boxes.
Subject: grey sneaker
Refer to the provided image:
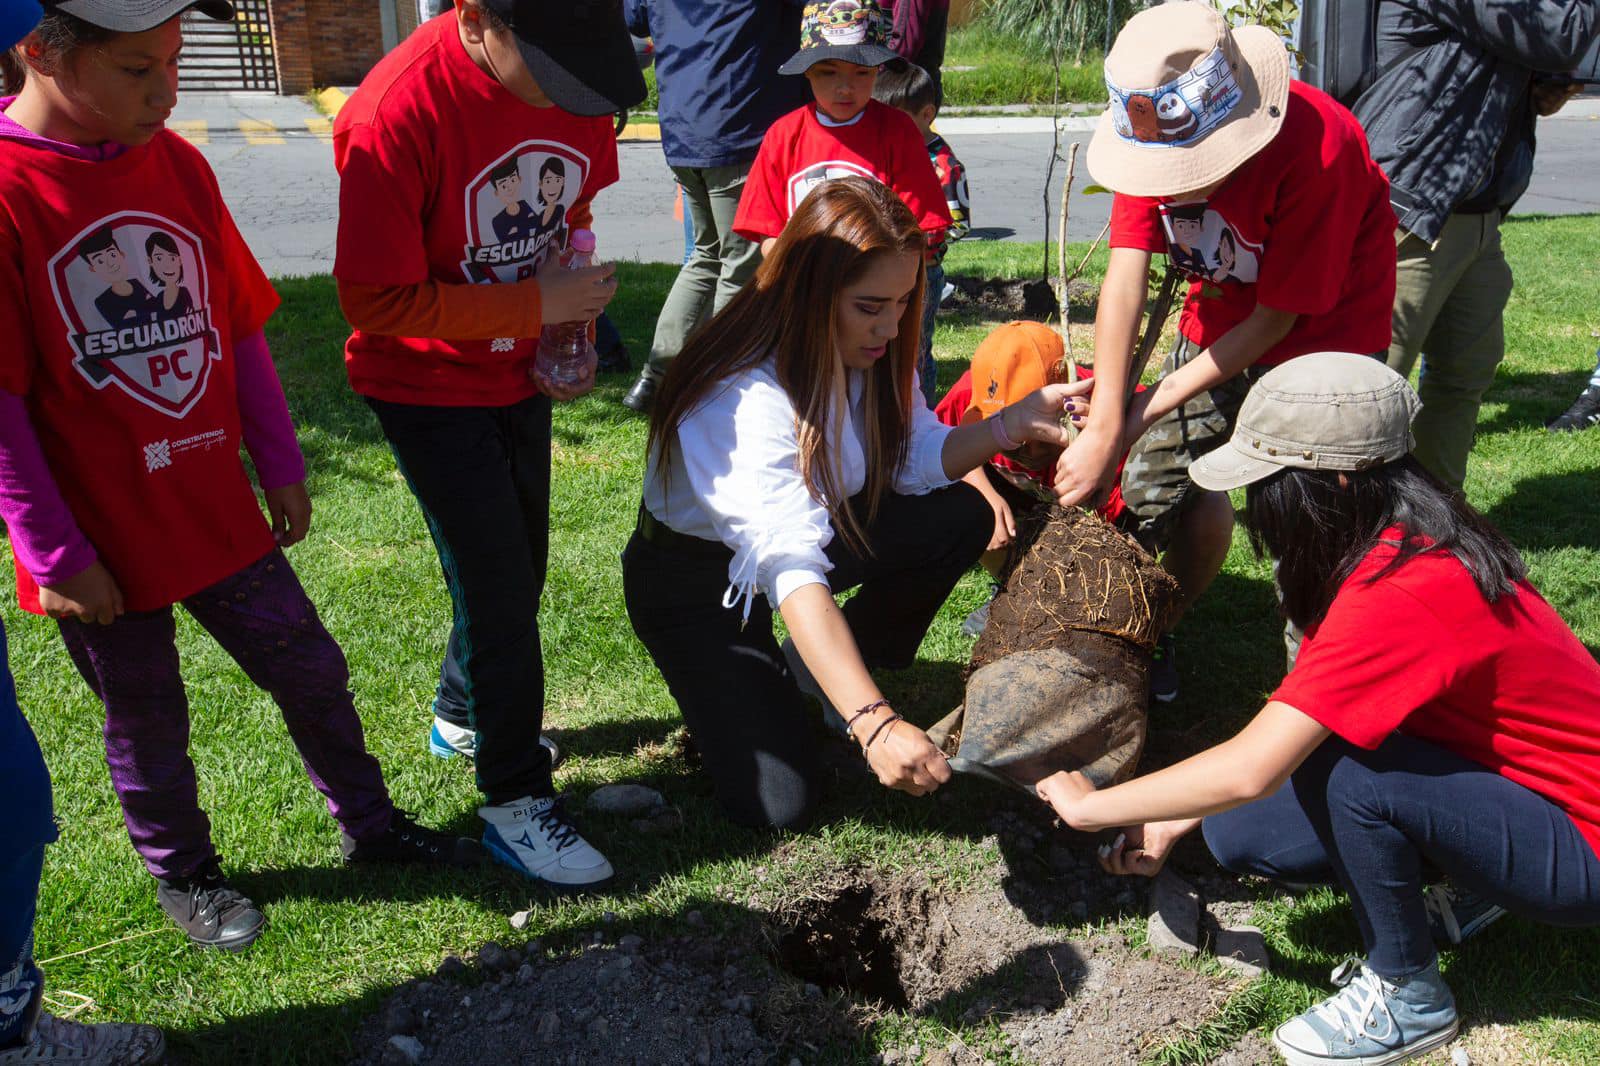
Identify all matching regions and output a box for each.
[0,1013,165,1065]
[1424,883,1507,946]
[1273,958,1458,1066]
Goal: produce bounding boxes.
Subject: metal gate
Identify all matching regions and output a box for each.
[179,0,277,92]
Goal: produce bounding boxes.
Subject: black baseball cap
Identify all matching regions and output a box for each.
[480,0,647,116]
[50,0,236,32]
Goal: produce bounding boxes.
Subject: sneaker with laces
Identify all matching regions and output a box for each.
[340,808,486,867]
[1547,384,1600,433]
[154,862,265,952]
[0,1013,165,1066]
[1273,957,1458,1066]
[479,795,613,889]
[428,717,563,768]
[1423,883,1507,946]
[1150,633,1179,703]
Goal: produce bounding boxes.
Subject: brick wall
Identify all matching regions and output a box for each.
[267,0,313,94]
[304,0,386,86]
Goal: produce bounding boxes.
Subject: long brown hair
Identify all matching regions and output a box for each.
[648,177,927,556]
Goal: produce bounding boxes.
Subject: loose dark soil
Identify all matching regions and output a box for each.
[942,276,1064,320]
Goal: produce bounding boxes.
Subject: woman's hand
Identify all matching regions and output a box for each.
[39,561,124,625]
[1098,819,1201,878]
[531,341,598,401]
[264,482,313,546]
[1037,769,1098,827]
[1003,378,1096,449]
[861,712,952,797]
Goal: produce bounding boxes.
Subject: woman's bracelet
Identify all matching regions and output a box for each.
[861,713,904,756]
[843,699,891,742]
[989,409,1021,451]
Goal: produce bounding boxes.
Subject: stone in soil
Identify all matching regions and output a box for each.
[1212,924,1271,977]
[1146,870,1203,956]
[586,783,665,815]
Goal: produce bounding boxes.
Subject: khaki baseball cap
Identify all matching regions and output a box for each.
[966,321,1066,420]
[1086,1,1290,198]
[1189,353,1421,492]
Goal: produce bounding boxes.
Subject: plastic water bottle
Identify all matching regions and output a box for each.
[535,229,597,388]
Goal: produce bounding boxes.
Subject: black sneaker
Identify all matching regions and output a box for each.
[340,809,486,867]
[596,341,631,374]
[1547,384,1600,433]
[155,861,266,952]
[1150,633,1179,704]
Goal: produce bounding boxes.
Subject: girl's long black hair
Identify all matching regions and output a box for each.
[1244,456,1527,630]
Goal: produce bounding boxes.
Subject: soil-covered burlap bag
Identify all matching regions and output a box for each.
[928,506,1179,791]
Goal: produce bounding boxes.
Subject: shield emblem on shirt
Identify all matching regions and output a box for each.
[460,140,591,285]
[786,160,876,214]
[47,211,221,419]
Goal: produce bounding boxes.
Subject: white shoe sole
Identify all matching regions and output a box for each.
[1272,1018,1459,1066]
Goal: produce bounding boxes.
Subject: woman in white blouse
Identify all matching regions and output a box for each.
[623,179,1084,828]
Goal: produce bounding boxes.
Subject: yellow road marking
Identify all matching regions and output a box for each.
[618,123,661,142]
[307,117,332,143]
[315,86,350,118]
[169,120,209,145]
[239,119,284,145]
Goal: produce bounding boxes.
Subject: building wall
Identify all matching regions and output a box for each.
[305,0,387,87]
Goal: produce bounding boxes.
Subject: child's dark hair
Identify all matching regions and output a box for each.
[1244,455,1526,630]
[76,226,119,263]
[145,231,183,284]
[1,10,115,95]
[871,59,937,117]
[488,157,520,186]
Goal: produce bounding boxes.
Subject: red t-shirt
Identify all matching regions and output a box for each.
[1109,82,1395,367]
[733,101,952,243]
[935,368,1129,523]
[0,130,280,612]
[333,12,620,407]
[1275,536,1600,857]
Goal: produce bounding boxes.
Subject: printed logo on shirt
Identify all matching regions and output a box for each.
[140,428,227,472]
[46,212,222,419]
[460,141,590,285]
[1158,202,1261,285]
[787,160,876,214]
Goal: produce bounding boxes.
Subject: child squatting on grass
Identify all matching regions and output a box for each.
[624,177,1091,831]
[1055,1,1397,701]
[0,0,482,959]
[332,0,643,888]
[1038,354,1600,1066]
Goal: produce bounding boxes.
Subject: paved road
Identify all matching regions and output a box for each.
[173,94,1600,276]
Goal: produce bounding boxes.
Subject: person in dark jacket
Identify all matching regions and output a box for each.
[1351,0,1598,491]
[620,0,806,413]
[885,0,950,107]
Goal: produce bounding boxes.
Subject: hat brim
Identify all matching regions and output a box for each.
[778,43,900,75]
[514,33,648,116]
[54,0,235,32]
[1189,440,1284,492]
[1085,24,1290,198]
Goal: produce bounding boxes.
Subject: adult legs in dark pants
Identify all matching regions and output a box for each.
[369,394,612,886]
[1202,733,1600,978]
[623,483,991,829]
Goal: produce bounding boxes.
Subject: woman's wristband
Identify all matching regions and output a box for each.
[861,713,904,756]
[844,699,892,742]
[989,408,1021,451]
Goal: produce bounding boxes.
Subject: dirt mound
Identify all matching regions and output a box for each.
[942,276,1063,319]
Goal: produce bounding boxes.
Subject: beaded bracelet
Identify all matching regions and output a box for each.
[989,410,1021,451]
[843,698,891,742]
[861,713,904,755]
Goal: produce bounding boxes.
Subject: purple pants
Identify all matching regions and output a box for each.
[57,548,393,880]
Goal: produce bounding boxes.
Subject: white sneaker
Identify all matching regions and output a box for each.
[478,796,613,889]
[0,1013,165,1065]
[429,716,562,767]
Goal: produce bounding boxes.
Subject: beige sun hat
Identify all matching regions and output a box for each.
[1189,353,1421,492]
[1086,1,1291,198]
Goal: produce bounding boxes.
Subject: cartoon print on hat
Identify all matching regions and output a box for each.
[780,0,898,74]
[1107,46,1242,148]
[812,0,872,46]
[461,140,590,286]
[48,212,223,419]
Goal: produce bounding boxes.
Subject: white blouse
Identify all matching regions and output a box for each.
[642,359,954,621]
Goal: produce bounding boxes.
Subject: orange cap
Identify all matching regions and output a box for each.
[966,321,1066,420]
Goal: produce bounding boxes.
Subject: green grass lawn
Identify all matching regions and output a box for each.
[5,217,1598,1064]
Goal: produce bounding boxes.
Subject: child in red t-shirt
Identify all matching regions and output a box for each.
[1039,354,1600,1066]
[731,0,951,266]
[0,1,478,955]
[1053,2,1395,698]
[333,0,645,889]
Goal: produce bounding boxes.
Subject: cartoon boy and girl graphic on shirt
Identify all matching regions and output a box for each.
[1160,201,1258,286]
[487,154,569,251]
[77,224,196,330]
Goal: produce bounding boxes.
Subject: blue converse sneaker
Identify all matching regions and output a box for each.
[1273,958,1458,1066]
[429,716,562,768]
[1423,883,1507,946]
[479,796,613,889]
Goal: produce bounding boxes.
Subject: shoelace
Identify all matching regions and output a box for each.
[184,872,249,924]
[532,802,581,851]
[1314,960,1397,1045]
[390,812,443,856]
[1424,885,1463,943]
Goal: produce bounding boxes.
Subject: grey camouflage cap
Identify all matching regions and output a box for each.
[1189,352,1420,491]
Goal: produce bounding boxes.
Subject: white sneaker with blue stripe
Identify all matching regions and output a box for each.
[429,716,562,768]
[1273,957,1458,1066]
[478,795,612,889]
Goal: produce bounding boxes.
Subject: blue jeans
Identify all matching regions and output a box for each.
[1203,733,1600,978]
[918,262,944,408]
[1,622,55,1047]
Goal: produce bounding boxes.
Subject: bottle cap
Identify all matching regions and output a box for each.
[569,229,597,254]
